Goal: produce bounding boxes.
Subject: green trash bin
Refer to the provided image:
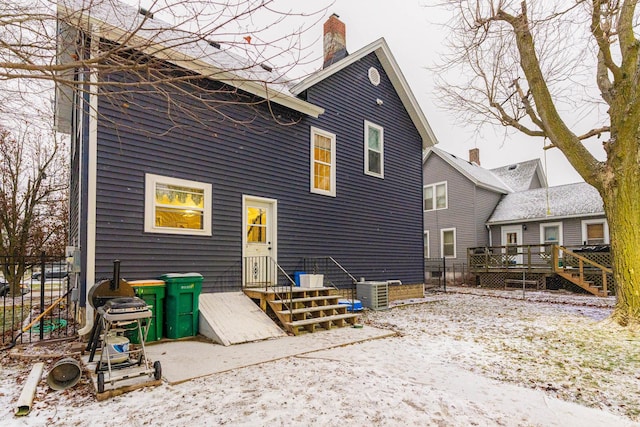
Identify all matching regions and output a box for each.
[161,273,203,339]
[127,279,166,344]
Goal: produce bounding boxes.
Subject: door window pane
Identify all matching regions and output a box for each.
[247,207,267,243]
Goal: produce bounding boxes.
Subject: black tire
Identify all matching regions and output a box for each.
[97,372,105,393]
[153,361,162,381]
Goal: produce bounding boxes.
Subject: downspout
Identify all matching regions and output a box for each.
[77,27,99,337]
[487,224,492,246]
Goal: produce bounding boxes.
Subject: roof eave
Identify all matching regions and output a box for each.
[427,147,510,194]
[59,4,325,118]
[292,38,438,148]
[487,211,606,226]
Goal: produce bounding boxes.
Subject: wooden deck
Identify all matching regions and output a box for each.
[468,244,613,297]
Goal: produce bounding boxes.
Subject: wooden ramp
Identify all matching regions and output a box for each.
[198,292,287,346]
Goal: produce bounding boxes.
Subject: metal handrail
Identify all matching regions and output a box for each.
[243,256,294,317]
[328,257,358,284]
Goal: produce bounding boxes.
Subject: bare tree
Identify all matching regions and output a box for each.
[436,0,640,325]
[0,0,328,133]
[0,124,68,295]
[0,0,327,292]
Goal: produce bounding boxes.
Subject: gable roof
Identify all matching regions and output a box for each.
[58,0,324,118]
[490,159,547,192]
[487,182,604,224]
[424,147,512,194]
[291,38,438,149]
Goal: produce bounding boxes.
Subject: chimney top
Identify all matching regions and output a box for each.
[469,148,480,165]
[323,14,347,68]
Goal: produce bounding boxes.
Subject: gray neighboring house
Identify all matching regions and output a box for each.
[423,147,609,263]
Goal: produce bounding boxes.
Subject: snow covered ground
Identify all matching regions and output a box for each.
[1,289,639,426]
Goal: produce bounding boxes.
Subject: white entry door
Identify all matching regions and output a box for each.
[242,196,277,287]
[501,225,523,265]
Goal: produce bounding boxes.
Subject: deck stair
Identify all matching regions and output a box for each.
[554,271,606,296]
[553,246,612,297]
[259,287,359,335]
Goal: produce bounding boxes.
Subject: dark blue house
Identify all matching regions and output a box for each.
[56,4,437,327]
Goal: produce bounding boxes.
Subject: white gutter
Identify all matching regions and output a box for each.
[77,29,99,336]
[58,3,324,119]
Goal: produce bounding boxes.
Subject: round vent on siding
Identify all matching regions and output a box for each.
[368,67,381,86]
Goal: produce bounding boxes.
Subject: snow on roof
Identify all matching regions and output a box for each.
[487,182,604,224]
[490,159,546,192]
[58,0,324,117]
[426,147,512,193]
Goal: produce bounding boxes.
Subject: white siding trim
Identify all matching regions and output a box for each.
[424,230,430,258]
[424,181,448,211]
[539,222,563,246]
[144,174,212,236]
[80,31,100,334]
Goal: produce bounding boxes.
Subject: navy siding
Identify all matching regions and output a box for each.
[91,54,424,289]
[301,53,424,283]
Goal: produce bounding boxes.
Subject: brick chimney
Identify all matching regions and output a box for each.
[469,148,480,165]
[323,14,348,68]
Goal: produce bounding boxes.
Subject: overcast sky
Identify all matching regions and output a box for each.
[135,0,609,186]
[259,0,609,186]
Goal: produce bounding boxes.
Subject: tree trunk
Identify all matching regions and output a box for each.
[602,169,640,326]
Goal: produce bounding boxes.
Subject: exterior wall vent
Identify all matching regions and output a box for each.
[368,67,381,86]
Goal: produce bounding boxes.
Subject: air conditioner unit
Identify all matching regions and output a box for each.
[356,281,389,310]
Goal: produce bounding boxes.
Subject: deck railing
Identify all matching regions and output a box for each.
[468,244,556,272]
[468,244,614,296]
[242,256,295,315]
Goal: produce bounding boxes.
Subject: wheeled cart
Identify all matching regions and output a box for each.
[88,297,161,393]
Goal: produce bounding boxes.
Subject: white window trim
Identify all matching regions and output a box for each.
[310,127,336,197]
[364,120,384,178]
[424,181,448,211]
[581,218,609,245]
[539,222,563,246]
[424,230,430,258]
[144,173,212,236]
[440,227,456,259]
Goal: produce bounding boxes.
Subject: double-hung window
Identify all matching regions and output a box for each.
[540,222,563,245]
[364,120,384,178]
[144,174,212,236]
[441,228,456,258]
[310,127,336,197]
[424,182,447,211]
